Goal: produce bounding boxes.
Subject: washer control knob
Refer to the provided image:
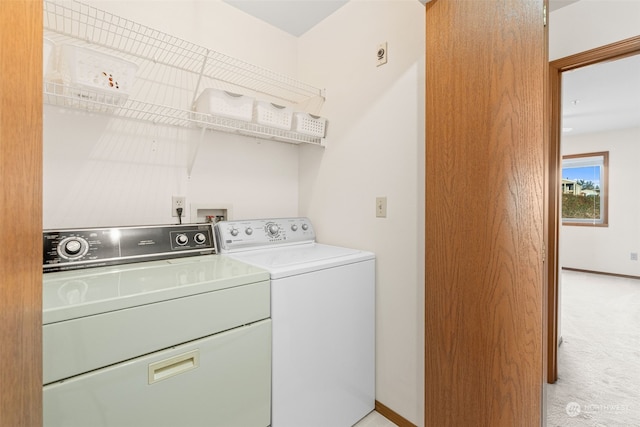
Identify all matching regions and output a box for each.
[267,224,280,237]
[245,227,253,235]
[291,224,298,232]
[301,223,309,231]
[64,239,82,255]
[230,228,239,237]
[194,233,206,244]
[176,234,188,246]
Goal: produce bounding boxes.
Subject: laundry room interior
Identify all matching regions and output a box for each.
[22,0,638,426]
[43,0,425,425]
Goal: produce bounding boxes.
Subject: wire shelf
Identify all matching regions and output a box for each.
[42,0,326,147]
[44,82,325,147]
[197,115,326,146]
[43,0,324,105]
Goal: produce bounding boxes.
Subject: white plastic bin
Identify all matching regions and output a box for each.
[195,89,255,122]
[255,101,293,130]
[59,44,138,105]
[43,38,55,78]
[293,113,327,137]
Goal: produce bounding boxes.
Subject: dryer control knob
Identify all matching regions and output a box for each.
[58,236,88,260]
[291,224,298,232]
[230,228,239,237]
[64,239,82,255]
[301,223,309,231]
[194,233,206,244]
[245,227,253,235]
[176,234,188,246]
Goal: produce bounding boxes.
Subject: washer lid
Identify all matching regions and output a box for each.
[225,243,375,279]
[42,255,269,324]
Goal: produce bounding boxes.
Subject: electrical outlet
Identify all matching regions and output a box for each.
[631,252,638,261]
[376,196,387,218]
[172,196,186,217]
[376,42,388,67]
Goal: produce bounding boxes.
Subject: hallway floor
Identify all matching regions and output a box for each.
[546,270,640,426]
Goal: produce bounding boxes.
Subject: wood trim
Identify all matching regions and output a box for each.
[562,267,640,281]
[550,36,640,72]
[546,35,640,384]
[562,222,608,228]
[0,0,43,426]
[375,401,417,427]
[545,29,561,386]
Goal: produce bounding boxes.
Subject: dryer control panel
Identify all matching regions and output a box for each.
[43,223,216,272]
[215,217,315,253]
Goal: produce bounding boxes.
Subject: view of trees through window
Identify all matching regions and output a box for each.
[561,151,608,225]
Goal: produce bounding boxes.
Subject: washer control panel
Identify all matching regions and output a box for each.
[43,223,216,272]
[215,217,315,253]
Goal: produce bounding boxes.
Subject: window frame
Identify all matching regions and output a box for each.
[561,151,609,227]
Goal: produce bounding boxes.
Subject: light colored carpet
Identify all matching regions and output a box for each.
[546,270,640,427]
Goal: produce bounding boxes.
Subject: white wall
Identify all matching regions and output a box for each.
[43,1,301,229]
[91,0,299,75]
[560,127,640,276]
[297,0,425,424]
[550,0,640,61]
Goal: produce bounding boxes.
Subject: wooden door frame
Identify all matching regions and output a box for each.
[546,35,640,383]
[0,0,43,425]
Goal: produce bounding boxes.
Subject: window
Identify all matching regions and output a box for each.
[561,151,608,226]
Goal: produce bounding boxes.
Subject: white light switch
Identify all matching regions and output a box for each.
[376,197,387,218]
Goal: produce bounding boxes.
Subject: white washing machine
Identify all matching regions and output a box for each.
[215,217,375,427]
[42,223,272,427]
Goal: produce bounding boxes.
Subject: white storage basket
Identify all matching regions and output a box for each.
[294,112,327,137]
[59,44,138,105]
[195,89,255,122]
[43,38,55,78]
[255,101,293,130]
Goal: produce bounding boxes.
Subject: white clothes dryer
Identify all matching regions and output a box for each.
[42,223,272,427]
[215,217,375,427]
